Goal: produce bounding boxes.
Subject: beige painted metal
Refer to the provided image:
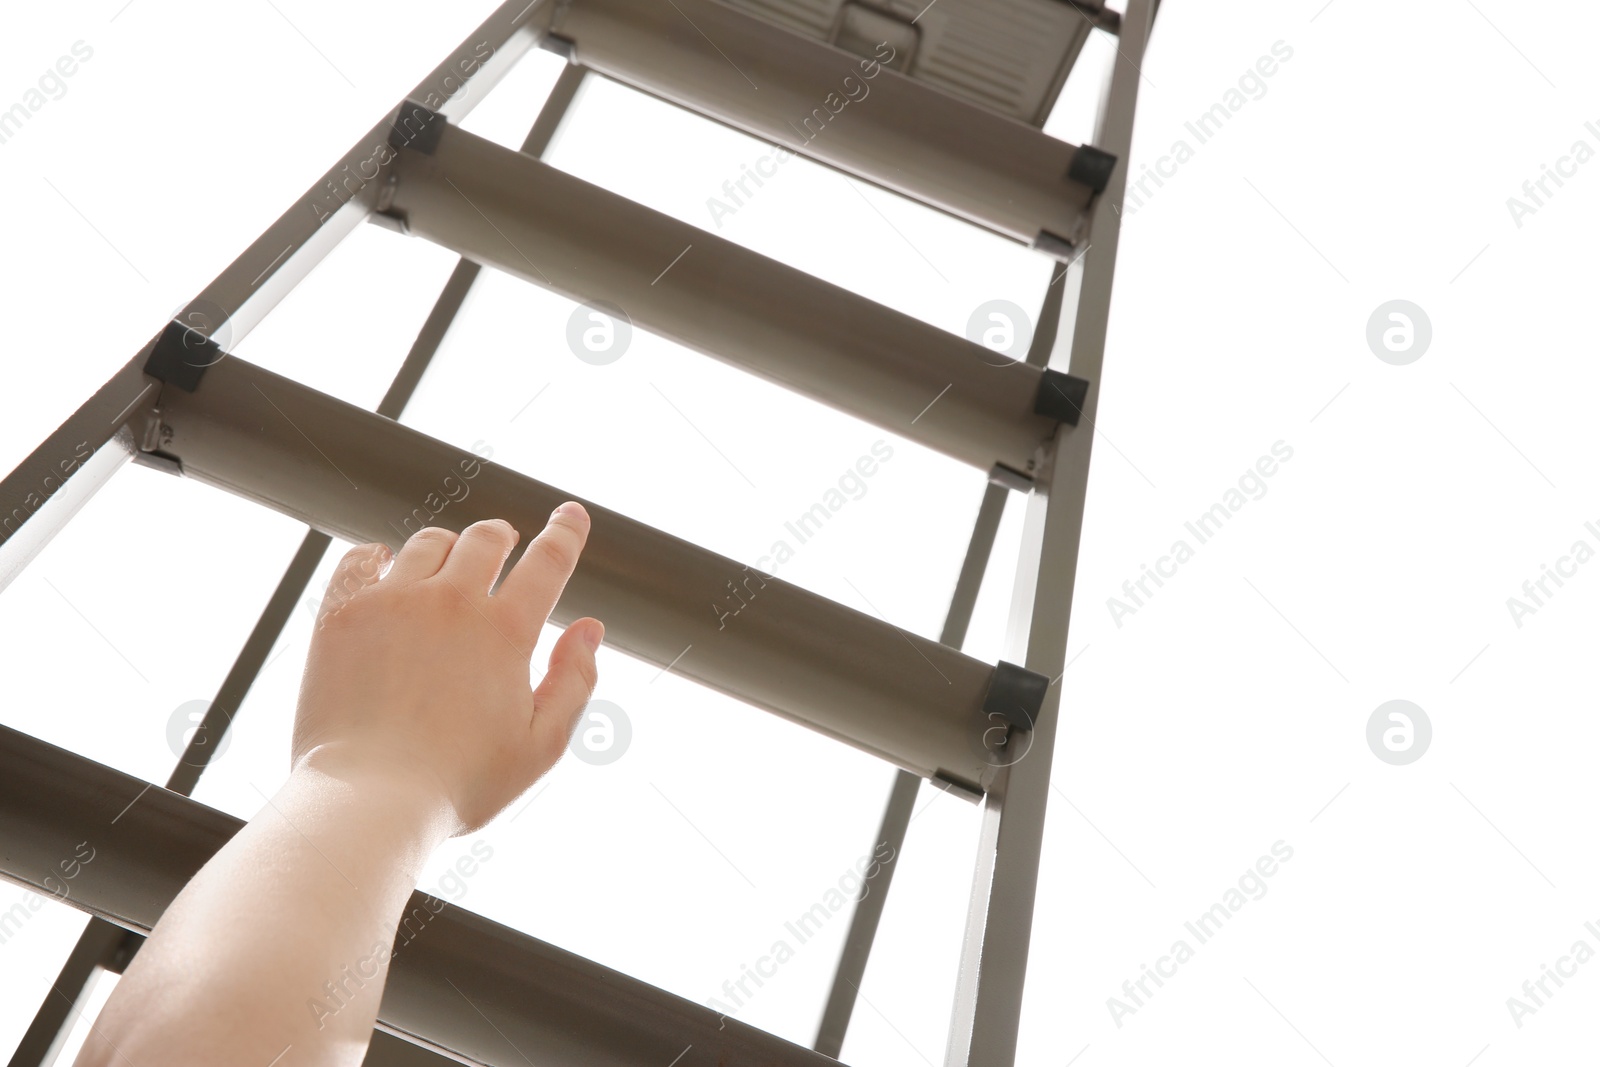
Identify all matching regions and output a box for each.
[550,0,1100,246]
[154,356,1001,791]
[386,123,1060,475]
[0,725,841,1067]
[945,0,1154,1061]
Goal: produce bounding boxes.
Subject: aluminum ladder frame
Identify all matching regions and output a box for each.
[0,1,1153,1063]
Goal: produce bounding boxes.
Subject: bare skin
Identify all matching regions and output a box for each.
[76,506,603,1067]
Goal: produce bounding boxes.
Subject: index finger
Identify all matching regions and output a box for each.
[495,501,591,645]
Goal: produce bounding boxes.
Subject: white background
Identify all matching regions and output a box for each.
[2,1,1598,1065]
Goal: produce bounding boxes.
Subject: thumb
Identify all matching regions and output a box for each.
[529,618,604,761]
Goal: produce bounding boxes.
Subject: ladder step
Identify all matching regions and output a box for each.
[715,0,1111,126]
[384,122,1063,477]
[141,354,1008,792]
[0,726,844,1067]
[543,0,1106,248]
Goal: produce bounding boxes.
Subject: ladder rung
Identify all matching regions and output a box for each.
[144,355,1004,792]
[0,725,844,1067]
[714,0,1108,125]
[386,123,1062,477]
[545,0,1104,248]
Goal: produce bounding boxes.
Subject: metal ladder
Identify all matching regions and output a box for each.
[0,1,1153,1063]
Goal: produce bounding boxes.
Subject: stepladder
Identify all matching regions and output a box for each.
[0,1,1154,1063]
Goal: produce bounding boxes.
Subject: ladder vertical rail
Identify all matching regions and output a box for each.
[0,357,154,594]
[161,530,336,795]
[161,0,542,361]
[4,919,126,1067]
[813,769,920,1058]
[815,479,1011,1056]
[0,1,544,598]
[944,1,1152,1063]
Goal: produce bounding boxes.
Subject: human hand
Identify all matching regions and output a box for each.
[291,504,603,834]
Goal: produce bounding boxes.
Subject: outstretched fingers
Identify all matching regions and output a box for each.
[496,502,591,646]
[386,527,459,584]
[526,618,604,766]
[318,542,391,624]
[439,519,520,595]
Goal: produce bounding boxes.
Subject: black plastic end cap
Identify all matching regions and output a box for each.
[983,661,1049,730]
[987,463,1033,493]
[539,33,577,61]
[1068,144,1119,194]
[1032,229,1079,260]
[389,100,446,156]
[1034,369,1090,426]
[132,450,183,476]
[144,319,222,393]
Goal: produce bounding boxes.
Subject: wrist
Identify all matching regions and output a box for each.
[291,742,459,846]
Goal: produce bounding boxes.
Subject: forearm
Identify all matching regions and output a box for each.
[78,754,453,1067]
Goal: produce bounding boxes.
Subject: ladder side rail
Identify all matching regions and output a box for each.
[945,1,1153,1062]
